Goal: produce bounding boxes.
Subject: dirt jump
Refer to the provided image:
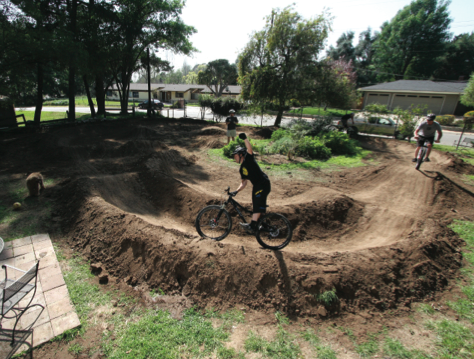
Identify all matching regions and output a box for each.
[3,117,473,318]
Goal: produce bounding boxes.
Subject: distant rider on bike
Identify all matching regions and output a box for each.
[340,113,355,129]
[231,133,271,235]
[412,113,442,163]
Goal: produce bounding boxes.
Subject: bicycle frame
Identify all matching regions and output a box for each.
[221,191,253,224]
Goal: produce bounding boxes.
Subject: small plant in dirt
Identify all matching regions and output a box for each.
[68,343,83,355]
[316,288,338,307]
[244,327,301,359]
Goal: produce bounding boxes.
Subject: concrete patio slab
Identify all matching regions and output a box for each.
[0,234,80,358]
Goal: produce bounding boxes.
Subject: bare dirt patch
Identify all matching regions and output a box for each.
[2,117,473,322]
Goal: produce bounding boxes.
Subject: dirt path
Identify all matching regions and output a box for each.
[2,118,472,317]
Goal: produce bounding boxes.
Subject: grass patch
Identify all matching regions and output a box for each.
[0,177,55,241]
[244,328,301,359]
[383,337,431,359]
[302,328,337,359]
[355,333,379,358]
[102,307,236,359]
[42,96,137,107]
[287,107,351,117]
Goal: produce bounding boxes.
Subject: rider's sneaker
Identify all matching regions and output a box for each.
[240,223,256,235]
[425,158,430,162]
[412,158,417,162]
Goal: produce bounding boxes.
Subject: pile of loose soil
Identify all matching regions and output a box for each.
[2,117,473,318]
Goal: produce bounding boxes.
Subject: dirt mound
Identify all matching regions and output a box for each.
[5,118,473,318]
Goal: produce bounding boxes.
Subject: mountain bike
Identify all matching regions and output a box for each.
[415,137,429,170]
[326,122,358,139]
[195,187,292,250]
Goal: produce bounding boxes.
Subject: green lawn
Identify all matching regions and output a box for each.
[43,96,139,107]
[288,107,356,117]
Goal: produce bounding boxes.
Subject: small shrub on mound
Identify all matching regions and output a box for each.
[271,128,289,141]
[297,137,331,160]
[465,111,474,118]
[269,137,296,157]
[222,139,246,158]
[365,103,389,114]
[322,131,358,156]
[436,115,456,126]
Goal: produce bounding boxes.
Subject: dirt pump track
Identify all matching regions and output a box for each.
[3,117,474,318]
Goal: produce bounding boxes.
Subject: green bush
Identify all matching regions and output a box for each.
[210,97,244,117]
[436,115,456,126]
[222,139,246,158]
[365,103,389,114]
[271,128,289,141]
[368,116,377,124]
[465,111,474,118]
[322,131,358,156]
[269,137,296,157]
[297,137,332,160]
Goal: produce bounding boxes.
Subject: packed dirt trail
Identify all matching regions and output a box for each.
[2,117,473,318]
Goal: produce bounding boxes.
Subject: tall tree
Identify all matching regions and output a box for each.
[109,0,195,114]
[354,28,379,86]
[197,59,237,97]
[327,31,356,62]
[434,33,474,81]
[238,6,331,126]
[461,73,474,108]
[372,0,451,81]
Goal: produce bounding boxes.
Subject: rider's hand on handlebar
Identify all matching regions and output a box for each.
[239,133,247,140]
[435,140,440,143]
[229,191,238,197]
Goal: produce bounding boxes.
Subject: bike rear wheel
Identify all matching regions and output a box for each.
[256,213,292,250]
[195,205,232,241]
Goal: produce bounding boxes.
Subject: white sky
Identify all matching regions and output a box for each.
[161,0,474,71]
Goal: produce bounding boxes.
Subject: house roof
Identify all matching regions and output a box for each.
[358,80,467,94]
[110,83,241,94]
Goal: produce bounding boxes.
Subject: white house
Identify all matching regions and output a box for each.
[106,83,241,103]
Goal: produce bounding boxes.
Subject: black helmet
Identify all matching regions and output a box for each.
[231,146,247,156]
[426,113,436,120]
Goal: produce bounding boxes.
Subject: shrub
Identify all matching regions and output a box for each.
[365,103,389,114]
[268,137,297,157]
[271,128,289,141]
[465,111,474,118]
[222,139,246,158]
[210,97,244,117]
[297,137,332,160]
[322,131,358,156]
[436,115,456,126]
[368,116,377,124]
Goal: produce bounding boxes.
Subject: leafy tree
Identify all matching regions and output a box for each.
[184,71,198,84]
[109,0,196,114]
[434,33,474,81]
[327,31,356,62]
[373,0,451,81]
[197,59,237,97]
[238,6,331,126]
[461,73,474,107]
[354,28,379,86]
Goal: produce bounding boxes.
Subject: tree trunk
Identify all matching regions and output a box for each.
[95,74,106,116]
[34,62,44,126]
[274,109,283,127]
[83,75,96,117]
[68,0,78,122]
[120,80,129,115]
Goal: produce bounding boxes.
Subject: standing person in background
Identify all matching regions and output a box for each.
[340,113,355,129]
[225,109,238,144]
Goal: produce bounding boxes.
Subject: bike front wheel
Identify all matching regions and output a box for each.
[195,205,232,241]
[415,148,426,170]
[256,213,292,250]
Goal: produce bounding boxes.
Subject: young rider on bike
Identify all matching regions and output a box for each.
[412,113,443,163]
[230,133,271,235]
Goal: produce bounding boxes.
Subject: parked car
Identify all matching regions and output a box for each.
[138,99,164,110]
[340,116,399,138]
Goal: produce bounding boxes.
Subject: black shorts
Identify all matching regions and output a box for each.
[252,180,271,213]
[417,135,435,147]
[341,120,348,128]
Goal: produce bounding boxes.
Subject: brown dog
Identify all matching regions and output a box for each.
[26,172,45,197]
